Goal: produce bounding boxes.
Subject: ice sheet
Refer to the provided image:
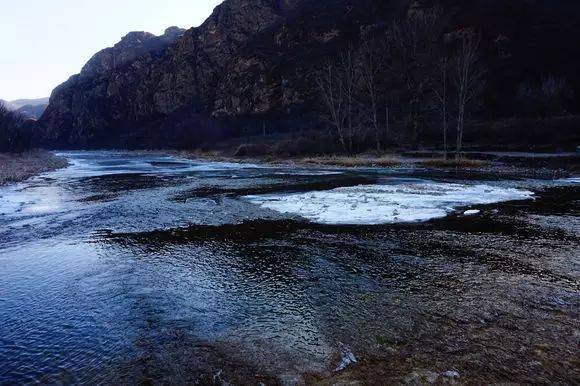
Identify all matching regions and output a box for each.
[244,182,534,225]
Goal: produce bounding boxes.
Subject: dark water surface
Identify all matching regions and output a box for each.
[0,151,578,384]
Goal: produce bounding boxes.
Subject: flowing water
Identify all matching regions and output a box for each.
[0,151,578,384]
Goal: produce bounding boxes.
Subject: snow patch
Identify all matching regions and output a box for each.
[244,182,534,225]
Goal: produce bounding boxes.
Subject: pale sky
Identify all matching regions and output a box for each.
[0,0,223,101]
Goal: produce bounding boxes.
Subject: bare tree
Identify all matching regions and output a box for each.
[385,8,443,143]
[341,49,358,153]
[453,32,484,158]
[316,63,348,151]
[385,103,390,140]
[316,48,360,153]
[359,38,385,151]
[433,57,449,159]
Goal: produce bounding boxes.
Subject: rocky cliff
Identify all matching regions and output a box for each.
[39,0,580,149]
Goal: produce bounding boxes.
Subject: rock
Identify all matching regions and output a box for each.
[529,360,542,368]
[279,372,304,386]
[335,343,358,372]
[403,369,439,385]
[441,370,460,379]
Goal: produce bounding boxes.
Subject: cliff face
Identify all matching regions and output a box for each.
[39,0,580,148]
[40,0,298,147]
[40,0,411,148]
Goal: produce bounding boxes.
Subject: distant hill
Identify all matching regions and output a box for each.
[1,97,49,120]
[8,98,49,110]
[0,99,16,110]
[16,104,49,120]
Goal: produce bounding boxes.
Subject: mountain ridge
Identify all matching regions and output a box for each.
[1,98,49,120]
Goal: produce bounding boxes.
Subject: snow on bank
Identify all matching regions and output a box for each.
[244,182,534,225]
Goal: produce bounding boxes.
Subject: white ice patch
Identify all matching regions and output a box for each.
[273,170,344,176]
[244,182,534,225]
[556,177,580,185]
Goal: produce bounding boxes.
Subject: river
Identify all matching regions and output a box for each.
[0,151,578,384]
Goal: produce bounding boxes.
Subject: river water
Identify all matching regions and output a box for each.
[0,151,578,384]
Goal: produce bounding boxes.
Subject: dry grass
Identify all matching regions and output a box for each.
[174,149,235,163]
[0,151,68,185]
[301,155,401,168]
[418,157,488,168]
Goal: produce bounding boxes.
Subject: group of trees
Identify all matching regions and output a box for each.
[316,9,485,158]
[0,103,30,153]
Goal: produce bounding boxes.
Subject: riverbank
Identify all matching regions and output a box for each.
[0,151,68,186]
[174,149,578,180]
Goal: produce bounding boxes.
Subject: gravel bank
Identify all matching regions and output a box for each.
[0,151,68,186]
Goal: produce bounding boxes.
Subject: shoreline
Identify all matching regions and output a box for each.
[0,151,69,186]
[172,150,578,180]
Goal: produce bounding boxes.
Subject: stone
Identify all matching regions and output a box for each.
[403,369,439,385]
[441,370,460,379]
[335,343,358,372]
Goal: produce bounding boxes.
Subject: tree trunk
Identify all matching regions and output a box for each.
[385,105,390,144]
[442,59,448,160]
[456,102,464,160]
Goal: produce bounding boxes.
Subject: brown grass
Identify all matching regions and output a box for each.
[0,150,69,185]
[418,157,488,168]
[301,155,401,168]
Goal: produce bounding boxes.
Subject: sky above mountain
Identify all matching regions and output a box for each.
[0,0,222,100]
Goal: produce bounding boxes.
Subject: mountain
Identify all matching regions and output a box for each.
[0,99,13,110]
[16,104,49,120]
[8,97,49,110]
[38,0,580,149]
[1,98,49,120]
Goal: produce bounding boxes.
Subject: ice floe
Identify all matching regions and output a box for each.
[244,181,534,225]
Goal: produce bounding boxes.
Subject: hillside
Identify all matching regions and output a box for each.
[1,98,49,120]
[38,0,580,150]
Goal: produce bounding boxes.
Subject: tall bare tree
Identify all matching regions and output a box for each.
[385,8,443,143]
[341,49,358,153]
[316,63,348,151]
[359,38,385,151]
[453,32,484,158]
[433,57,449,159]
[316,48,360,153]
